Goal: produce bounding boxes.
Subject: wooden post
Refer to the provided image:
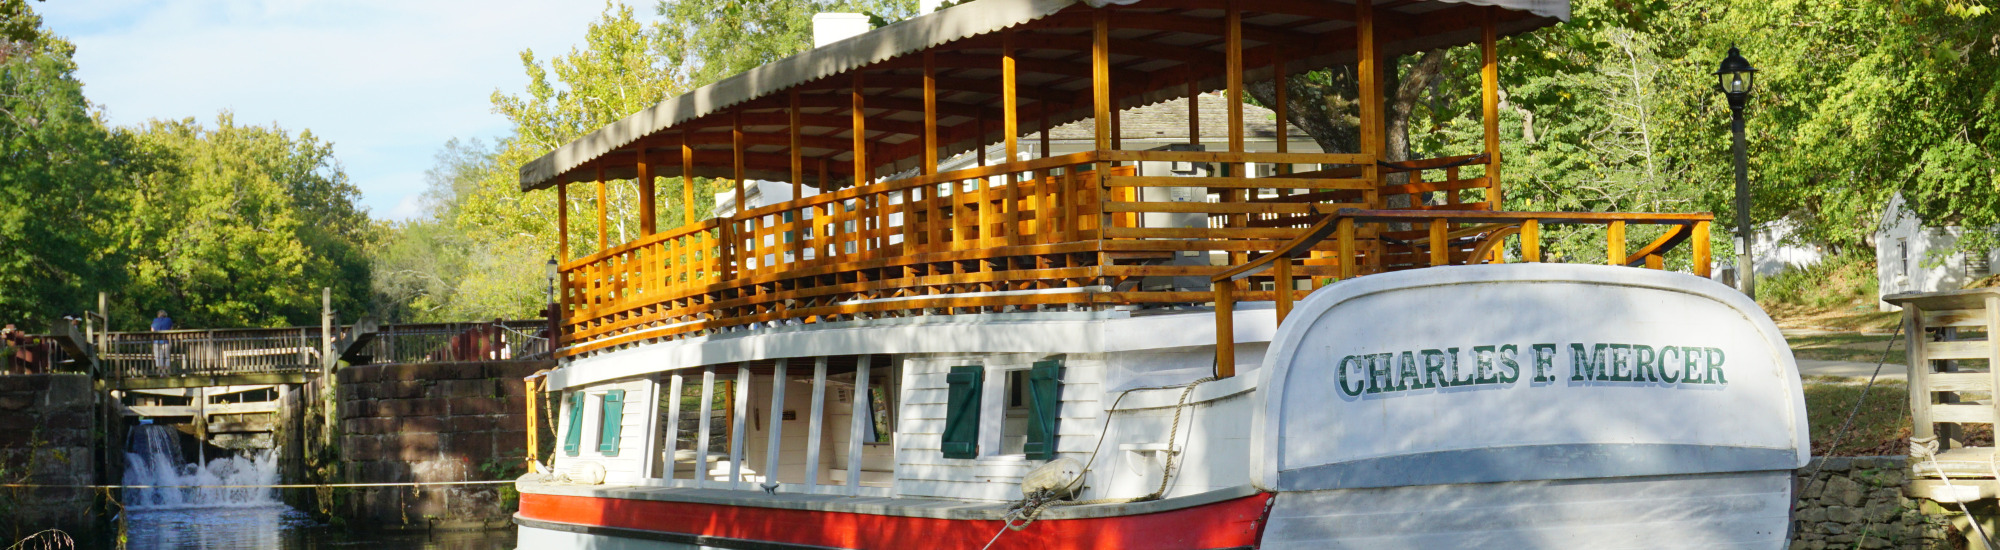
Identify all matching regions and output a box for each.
[1481,7,1503,206]
[804,356,828,491]
[1429,219,1449,266]
[662,373,683,480]
[1522,219,1542,263]
[924,52,939,175]
[1214,283,1235,378]
[638,149,656,235]
[595,166,609,252]
[853,73,868,188]
[791,90,804,199]
[1906,307,1933,444]
[1274,257,1293,324]
[1003,31,1021,247]
[1692,221,1712,277]
[846,355,871,495]
[1357,0,1384,275]
[1187,80,1201,146]
[1272,48,1289,174]
[730,364,751,489]
[764,359,788,487]
[1607,220,1627,266]
[733,111,747,212]
[1092,10,1111,153]
[695,366,716,487]
[1226,3,1244,154]
[1337,218,1357,280]
[682,130,696,226]
[1225,3,1247,267]
[557,182,570,260]
[524,377,541,472]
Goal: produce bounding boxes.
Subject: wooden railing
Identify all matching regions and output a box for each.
[553,149,1709,358]
[93,320,549,380]
[1208,208,1716,377]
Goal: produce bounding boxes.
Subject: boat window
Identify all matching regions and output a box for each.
[1002,369,1030,456]
[864,368,894,444]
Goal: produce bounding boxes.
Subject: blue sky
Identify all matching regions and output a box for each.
[39,0,635,220]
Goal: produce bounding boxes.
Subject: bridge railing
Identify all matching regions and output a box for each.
[89,319,550,380]
[102,327,328,379]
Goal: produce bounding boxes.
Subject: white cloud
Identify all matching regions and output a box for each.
[38,0,637,218]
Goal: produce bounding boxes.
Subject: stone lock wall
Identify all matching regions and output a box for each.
[1793,456,1952,550]
[333,360,552,529]
[0,374,99,534]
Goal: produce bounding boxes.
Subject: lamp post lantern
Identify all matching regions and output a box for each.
[1716,45,1757,298]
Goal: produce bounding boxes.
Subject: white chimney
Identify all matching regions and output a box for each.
[920,0,946,14]
[813,13,872,48]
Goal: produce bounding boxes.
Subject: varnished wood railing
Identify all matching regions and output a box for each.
[1207,208,1716,377]
[551,150,1707,359]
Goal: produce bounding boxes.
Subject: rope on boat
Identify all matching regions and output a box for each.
[980,375,1218,549]
[0,480,518,490]
[1911,436,1998,547]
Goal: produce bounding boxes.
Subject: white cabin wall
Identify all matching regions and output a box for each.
[892,353,1107,502]
[552,376,654,486]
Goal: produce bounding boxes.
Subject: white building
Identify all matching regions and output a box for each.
[1875,192,1999,309]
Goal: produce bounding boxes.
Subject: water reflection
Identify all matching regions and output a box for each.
[106,507,516,550]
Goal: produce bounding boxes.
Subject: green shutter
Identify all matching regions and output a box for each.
[562,391,584,456]
[599,389,626,456]
[1024,359,1065,460]
[942,365,983,459]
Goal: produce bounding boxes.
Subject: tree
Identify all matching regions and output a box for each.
[118,114,373,329]
[0,4,126,329]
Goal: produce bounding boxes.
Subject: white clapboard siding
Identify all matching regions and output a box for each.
[552,377,654,486]
[893,354,1106,502]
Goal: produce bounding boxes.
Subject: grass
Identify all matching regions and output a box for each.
[1757,252,1902,332]
[1787,332,1907,365]
[1805,380,1913,456]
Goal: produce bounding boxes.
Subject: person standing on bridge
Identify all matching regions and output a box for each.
[151,310,172,374]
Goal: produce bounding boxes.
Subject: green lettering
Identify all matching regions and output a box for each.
[1473,345,1499,384]
[1658,346,1680,383]
[1634,345,1658,382]
[1367,353,1392,393]
[1395,350,1421,391]
[1337,355,1365,396]
[1570,343,1609,381]
[1446,347,1466,386]
[1532,344,1558,382]
[1421,350,1449,387]
[1412,351,1441,389]
[1683,348,1705,384]
[1706,347,1728,385]
[1497,344,1521,383]
[1607,344,1633,381]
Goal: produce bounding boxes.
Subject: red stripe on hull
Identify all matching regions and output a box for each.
[519,492,1273,549]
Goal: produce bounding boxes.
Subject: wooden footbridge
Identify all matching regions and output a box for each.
[9,319,552,390]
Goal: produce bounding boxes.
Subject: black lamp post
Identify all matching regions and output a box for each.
[544,258,560,343]
[1716,45,1757,298]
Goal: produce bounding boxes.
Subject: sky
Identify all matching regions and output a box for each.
[39,0,636,221]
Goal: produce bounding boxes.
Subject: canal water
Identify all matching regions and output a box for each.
[79,425,516,549]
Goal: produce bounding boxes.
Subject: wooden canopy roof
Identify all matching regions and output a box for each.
[516,0,1567,192]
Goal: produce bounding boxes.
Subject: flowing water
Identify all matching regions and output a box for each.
[91,425,516,550]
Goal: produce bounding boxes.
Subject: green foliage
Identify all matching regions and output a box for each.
[118,115,373,329]
[0,18,127,330]
[1759,253,1878,310]
[0,2,372,330]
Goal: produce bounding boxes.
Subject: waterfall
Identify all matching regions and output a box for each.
[123,424,280,510]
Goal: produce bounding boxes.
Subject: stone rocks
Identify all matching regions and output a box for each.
[0,373,99,533]
[331,360,550,530]
[1793,456,1951,550]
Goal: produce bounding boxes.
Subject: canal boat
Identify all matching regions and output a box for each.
[510,0,1809,548]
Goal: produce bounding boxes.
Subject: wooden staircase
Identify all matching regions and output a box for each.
[1887,288,2000,503]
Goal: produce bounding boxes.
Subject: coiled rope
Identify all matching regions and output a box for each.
[979,374,1217,549]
